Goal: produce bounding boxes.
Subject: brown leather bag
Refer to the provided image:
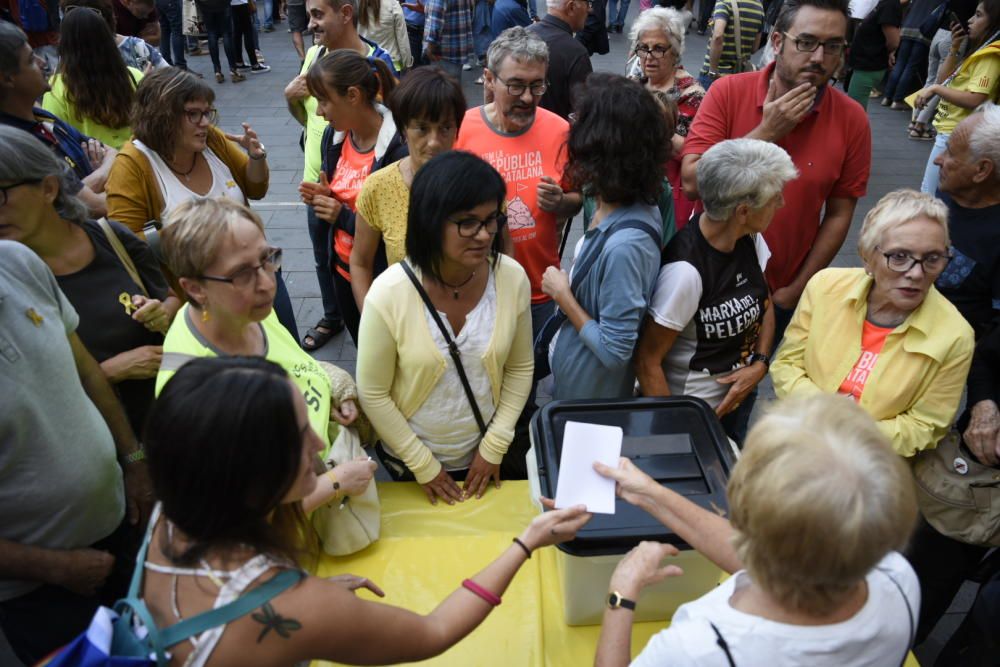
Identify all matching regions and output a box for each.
[912,430,1000,547]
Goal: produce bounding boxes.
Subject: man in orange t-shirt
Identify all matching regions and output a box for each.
[455,27,582,335]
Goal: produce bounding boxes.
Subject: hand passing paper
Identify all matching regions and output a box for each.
[554,422,623,514]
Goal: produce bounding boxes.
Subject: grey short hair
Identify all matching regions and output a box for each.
[486,26,549,73]
[857,189,950,263]
[697,139,798,221]
[0,126,88,224]
[968,104,1000,180]
[628,6,687,57]
[0,22,28,82]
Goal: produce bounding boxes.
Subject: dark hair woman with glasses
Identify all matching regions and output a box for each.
[357,151,534,506]
[156,197,376,518]
[106,68,298,337]
[107,68,268,235]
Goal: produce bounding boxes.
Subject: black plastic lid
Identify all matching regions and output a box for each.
[532,397,736,557]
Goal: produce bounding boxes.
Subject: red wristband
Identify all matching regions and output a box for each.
[462,579,501,606]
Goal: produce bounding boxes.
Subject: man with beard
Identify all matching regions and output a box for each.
[680,0,871,347]
[456,26,581,334]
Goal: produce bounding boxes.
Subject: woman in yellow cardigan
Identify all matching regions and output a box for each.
[105,67,269,235]
[357,151,534,505]
[771,190,974,458]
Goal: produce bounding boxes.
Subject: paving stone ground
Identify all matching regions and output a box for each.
[0,9,973,664]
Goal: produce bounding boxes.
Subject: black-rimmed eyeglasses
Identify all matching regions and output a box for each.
[450,212,507,238]
[781,32,848,56]
[491,73,548,97]
[0,179,42,207]
[199,248,283,288]
[184,108,219,125]
[877,246,952,273]
[634,44,673,59]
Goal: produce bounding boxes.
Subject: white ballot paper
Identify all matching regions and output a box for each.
[554,421,623,514]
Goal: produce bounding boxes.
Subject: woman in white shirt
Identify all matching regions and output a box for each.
[594,394,920,667]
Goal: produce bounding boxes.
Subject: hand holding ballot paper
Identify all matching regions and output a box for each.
[554,422,623,514]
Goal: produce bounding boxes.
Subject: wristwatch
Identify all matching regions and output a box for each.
[748,351,771,368]
[608,591,637,611]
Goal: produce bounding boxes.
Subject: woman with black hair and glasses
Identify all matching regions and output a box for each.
[138,356,588,664]
[357,151,534,506]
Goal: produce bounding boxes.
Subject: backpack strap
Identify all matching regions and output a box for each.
[97,217,149,297]
[157,569,305,648]
[570,219,661,293]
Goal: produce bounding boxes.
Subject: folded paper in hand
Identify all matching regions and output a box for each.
[554,421,622,514]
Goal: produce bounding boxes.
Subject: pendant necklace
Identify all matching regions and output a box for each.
[168,152,198,182]
[440,270,476,299]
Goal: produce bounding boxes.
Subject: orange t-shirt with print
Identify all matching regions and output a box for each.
[839,320,894,401]
[454,106,569,304]
[329,137,373,281]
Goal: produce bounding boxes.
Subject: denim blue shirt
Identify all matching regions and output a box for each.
[550,202,663,400]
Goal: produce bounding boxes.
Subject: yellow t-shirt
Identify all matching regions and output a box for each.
[355,161,410,265]
[301,45,327,183]
[155,305,334,450]
[935,51,1000,134]
[42,68,144,150]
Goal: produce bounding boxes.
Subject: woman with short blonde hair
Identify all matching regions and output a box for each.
[156,198,373,520]
[771,189,973,458]
[594,394,921,666]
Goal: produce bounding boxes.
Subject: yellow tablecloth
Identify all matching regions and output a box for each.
[313,481,921,667]
[313,481,666,666]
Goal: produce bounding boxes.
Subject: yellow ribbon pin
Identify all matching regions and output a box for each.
[119,292,137,315]
[25,308,44,327]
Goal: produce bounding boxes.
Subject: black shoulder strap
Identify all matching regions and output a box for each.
[570,219,660,293]
[709,622,737,667]
[877,566,915,667]
[400,261,488,436]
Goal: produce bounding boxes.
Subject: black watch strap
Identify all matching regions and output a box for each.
[608,591,636,610]
[748,351,771,368]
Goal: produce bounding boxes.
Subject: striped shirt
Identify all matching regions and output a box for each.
[700,0,764,75]
[423,0,473,63]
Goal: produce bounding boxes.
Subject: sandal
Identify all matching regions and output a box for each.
[909,127,935,141]
[215,71,225,83]
[301,318,344,351]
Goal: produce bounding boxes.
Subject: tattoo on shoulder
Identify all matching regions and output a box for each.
[251,602,303,642]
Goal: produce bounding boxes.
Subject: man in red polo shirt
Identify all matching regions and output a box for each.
[681,0,871,347]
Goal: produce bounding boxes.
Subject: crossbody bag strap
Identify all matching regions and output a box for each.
[709,622,737,667]
[400,261,488,436]
[97,217,149,297]
[877,566,915,667]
